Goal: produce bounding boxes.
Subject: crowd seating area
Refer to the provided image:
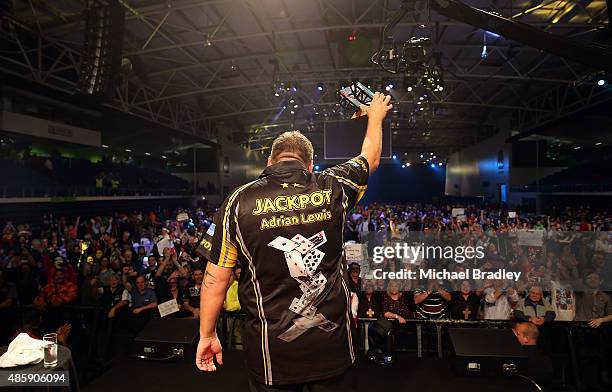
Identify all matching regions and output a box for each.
[517,157,612,192]
[1,152,190,197]
[0,203,610,389]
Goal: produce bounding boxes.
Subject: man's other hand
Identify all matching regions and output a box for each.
[196,335,223,372]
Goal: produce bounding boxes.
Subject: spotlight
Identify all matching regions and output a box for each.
[314,165,320,170]
[432,155,436,159]
[573,146,581,150]
[429,152,433,155]
[289,99,295,103]
[406,162,411,167]
[125,148,132,152]
[438,162,443,166]
[290,110,295,114]
[597,79,605,86]
[161,155,167,159]
[595,142,603,146]
[294,104,299,108]
[385,83,394,91]
[407,86,413,92]
[430,163,435,168]
[401,164,405,168]
[274,92,280,97]
[145,152,151,156]
[392,154,397,159]
[101,144,109,148]
[316,83,324,91]
[420,154,424,158]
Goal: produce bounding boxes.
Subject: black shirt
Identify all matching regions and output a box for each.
[357,292,382,319]
[449,292,482,320]
[198,156,369,386]
[182,284,201,308]
[101,285,125,309]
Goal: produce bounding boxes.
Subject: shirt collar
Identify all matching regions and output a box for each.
[259,160,308,178]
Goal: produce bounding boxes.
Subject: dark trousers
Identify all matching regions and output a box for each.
[247,368,355,392]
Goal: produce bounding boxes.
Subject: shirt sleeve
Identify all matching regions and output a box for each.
[196,188,241,268]
[321,155,369,208]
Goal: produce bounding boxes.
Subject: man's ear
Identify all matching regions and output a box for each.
[307,161,314,172]
[267,156,273,167]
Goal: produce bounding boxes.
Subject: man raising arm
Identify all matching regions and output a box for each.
[359,92,392,173]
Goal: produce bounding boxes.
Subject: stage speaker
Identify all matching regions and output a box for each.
[132,318,199,362]
[77,0,125,99]
[448,328,527,377]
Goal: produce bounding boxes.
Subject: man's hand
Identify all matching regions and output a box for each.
[195,335,223,372]
[397,316,407,324]
[133,307,142,315]
[589,318,604,328]
[530,316,545,326]
[192,308,200,318]
[108,309,116,318]
[366,92,392,123]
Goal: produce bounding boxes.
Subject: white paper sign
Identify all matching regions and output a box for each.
[156,237,173,255]
[517,229,544,247]
[158,299,180,318]
[451,208,465,217]
[345,243,366,262]
[176,212,189,222]
[508,212,516,218]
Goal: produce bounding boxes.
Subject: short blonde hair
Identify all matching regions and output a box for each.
[270,131,314,166]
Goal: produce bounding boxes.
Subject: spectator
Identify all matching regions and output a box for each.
[14,261,39,306]
[549,271,577,321]
[102,273,127,320]
[483,279,519,320]
[413,279,451,319]
[348,262,362,294]
[357,282,382,319]
[183,268,203,318]
[576,273,612,328]
[382,281,412,324]
[514,285,556,325]
[125,275,157,332]
[449,280,481,320]
[34,269,78,309]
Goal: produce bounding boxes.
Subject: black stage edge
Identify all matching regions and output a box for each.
[83,351,532,392]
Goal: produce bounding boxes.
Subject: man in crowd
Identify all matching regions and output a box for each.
[34,269,78,309]
[449,280,481,320]
[514,285,556,325]
[576,273,612,328]
[483,279,519,320]
[183,268,203,318]
[413,279,451,319]
[125,275,157,333]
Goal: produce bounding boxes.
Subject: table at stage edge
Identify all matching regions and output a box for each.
[0,344,80,392]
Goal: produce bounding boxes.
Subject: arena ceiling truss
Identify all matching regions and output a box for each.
[1,0,610,157]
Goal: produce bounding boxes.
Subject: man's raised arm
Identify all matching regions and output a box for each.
[360,92,392,174]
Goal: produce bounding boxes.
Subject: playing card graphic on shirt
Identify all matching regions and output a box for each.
[267,231,339,340]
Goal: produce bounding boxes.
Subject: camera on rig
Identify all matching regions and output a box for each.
[402,37,429,65]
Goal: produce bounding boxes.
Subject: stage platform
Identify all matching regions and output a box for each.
[83,351,535,392]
